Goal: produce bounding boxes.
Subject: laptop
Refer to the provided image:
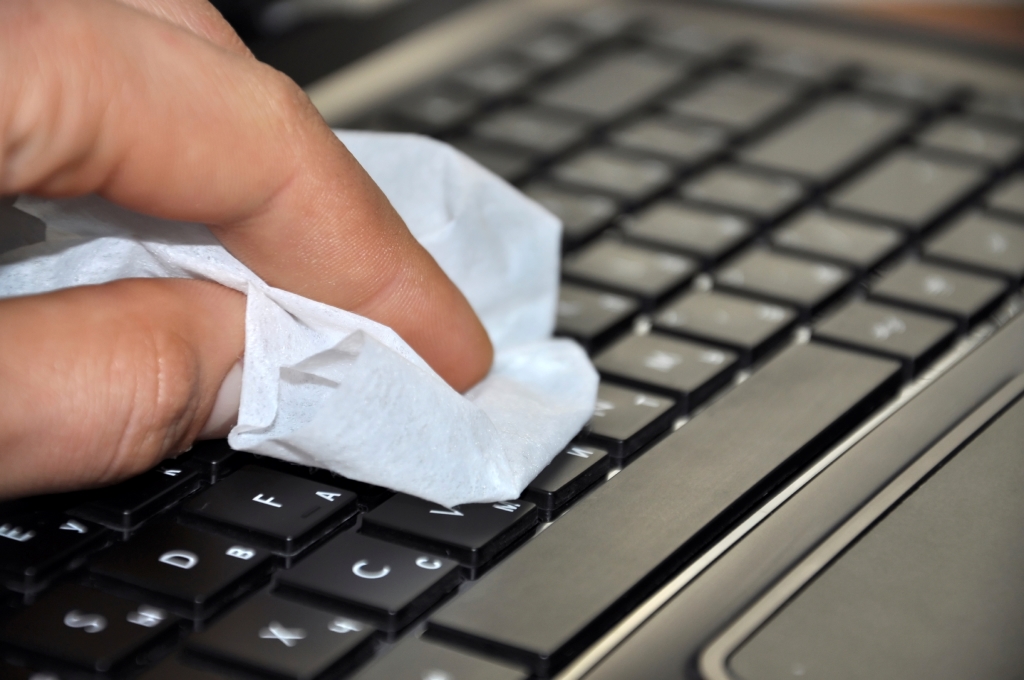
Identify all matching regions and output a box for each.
[2,1,1023,678]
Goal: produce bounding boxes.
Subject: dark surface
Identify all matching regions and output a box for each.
[428,343,901,675]
[522,444,609,515]
[276,532,459,631]
[181,466,357,555]
[70,462,202,531]
[137,655,230,680]
[350,636,528,680]
[555,283,639,351]
[581,382,677,458]
[186,591,375,680]
[0,515,104,593]
[731,394,1024,680]
[361,495,537,569]
[0,583,177,673]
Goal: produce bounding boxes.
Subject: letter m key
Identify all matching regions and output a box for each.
[492,502,520,513]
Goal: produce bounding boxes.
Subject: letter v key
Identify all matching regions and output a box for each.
[429,507,464,517]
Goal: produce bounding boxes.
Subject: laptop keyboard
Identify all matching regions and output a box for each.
[3,8,1024,680]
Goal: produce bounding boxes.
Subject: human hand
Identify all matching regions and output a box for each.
[0,0,494,499]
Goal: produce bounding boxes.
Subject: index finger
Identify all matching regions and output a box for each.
[0,0,493,391]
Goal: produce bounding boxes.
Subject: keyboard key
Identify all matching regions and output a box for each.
[389,85,480,133]
[350,635,528,680]
[534,50,686,120]
[870,259,1007,328]
[749,47,846,83]
[70,461,202,532]
[524,183,618,246]
[429,344,901,676]
[665,72,802,133]
[137,655,228,680]
[917,116,1023,166]
[276,532,459,632]
[550,148,673,201]
[452,53,540,97]
[814,299,957,376]
[771,210,903,271]
[988,174,1024,219]
[654,290,798,361]
[88,521,272,619]
[741,96,911,183]
[621,200,753,261]
[582,382,677,458]
[522,444,610,517]
[472,106,590,156]
[361,496,538,573]
[681,166,805,221]
[593,333,738,406]
[0,514,105,594]
[451,139,535,182]
[715,249,853,315]
[555,283,639,351]
[968,90,1024,124]
[609,116,726,165]
[831,150,986,231]
[186,440,242,483]
[857,69,957,106]
[562,238,698,304]
[186,591,375,680]
[925,210,1024,281]
[0,583,177,674]
[181,466,358,555]
[643,24,736,59]
[514,25,592,66]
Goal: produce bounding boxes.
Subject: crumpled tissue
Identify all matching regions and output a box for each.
[0,130,599,508]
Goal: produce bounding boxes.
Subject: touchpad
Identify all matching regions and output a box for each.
[729,395,1024,680]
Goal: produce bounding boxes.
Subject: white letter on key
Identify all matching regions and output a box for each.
[253,494,283,508]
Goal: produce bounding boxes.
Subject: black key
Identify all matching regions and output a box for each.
[70,461,202,532]
[350,636,528,680]
[621,200,753,261]
[856,69,957,106]
[715,249,853,315]
[741,96,911,183]
[276,533,459,632]
[390,86,480,133]
[137,656,228,680]
[472,106,590,156]
[186,591,375,680]
[555,283,639,351]
[830,150,986,231]
[550,148,673,202]
[593,333,738,406]
[681,166,805,221]
[361,496,537,574]
[181,466,358,555]
[522,444,610,517]
[988,174,1024,219]
[582,382,676,458]
[0,203,46,255]
[451,53,540,97]
[643,24,735,59]
[88,521,272,619]
[186,440,241,483]
[523,183,618,246]
[771,209,903,271]
[534,50,685,120]
[814,299,957,376]
[0,661,40,680]
[428,344,901,676]
[749,47,845,83]
[917,116,1023,166]
[968,90,1024,124]
[0,514,105,593]
[665,72,802,133]
[654,290,798,361]
[609,116,726,165]
[870,259,1007,328]
[0,583,177,674]
[451,139,535,183]
[562,238,697,304]
[925,210,1024,281]
[514,25,592,67]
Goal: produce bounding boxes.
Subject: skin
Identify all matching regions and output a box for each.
[0,0,494,499]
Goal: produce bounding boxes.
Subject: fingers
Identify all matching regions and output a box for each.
[0,279,245,499]
[0,0,493,392]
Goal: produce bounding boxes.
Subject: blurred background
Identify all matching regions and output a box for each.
[207,0,1023,90]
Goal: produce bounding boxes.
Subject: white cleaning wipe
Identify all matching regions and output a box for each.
[0,131,598,508]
